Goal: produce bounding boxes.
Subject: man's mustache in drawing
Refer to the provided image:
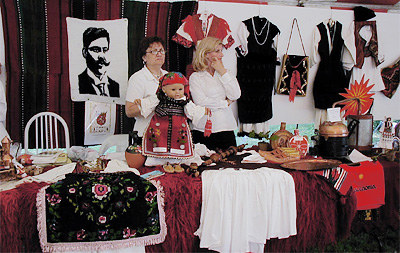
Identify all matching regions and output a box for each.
[97,57,110,67]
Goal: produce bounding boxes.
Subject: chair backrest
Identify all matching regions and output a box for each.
[24,112,70,155]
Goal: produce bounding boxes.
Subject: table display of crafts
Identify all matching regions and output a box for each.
[257,122,343,171]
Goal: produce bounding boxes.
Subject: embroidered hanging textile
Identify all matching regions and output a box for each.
[172,12,234,49]
[380,58,400,99]
[277,18,309,103]
[36,172,167,252]
[0,0,198,144]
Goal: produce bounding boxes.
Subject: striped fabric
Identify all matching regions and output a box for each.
[0,0,197,145]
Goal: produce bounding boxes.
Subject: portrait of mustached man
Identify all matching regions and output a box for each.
[78,27,120,98]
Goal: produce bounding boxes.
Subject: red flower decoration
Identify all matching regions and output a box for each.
[339,74,375,118]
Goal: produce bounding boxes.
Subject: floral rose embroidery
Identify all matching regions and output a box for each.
[126,186,135,193]
[98,229,109,240]
[77,229,87,241]
[92,184,111,200]
[123,227,137,238]
[145,191,157,202]
[46,193,61,206]
[98,215,107,224]
[114,200,125,211]
[80,201,91,212]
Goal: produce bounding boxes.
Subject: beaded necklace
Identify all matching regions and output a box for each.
[252,17,270,46]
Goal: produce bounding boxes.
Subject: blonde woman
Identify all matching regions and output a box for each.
[189,37,241,151]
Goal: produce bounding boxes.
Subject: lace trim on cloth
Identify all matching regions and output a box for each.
[36,174,167,252]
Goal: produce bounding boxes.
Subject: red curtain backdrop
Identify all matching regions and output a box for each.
[0,0,197,145]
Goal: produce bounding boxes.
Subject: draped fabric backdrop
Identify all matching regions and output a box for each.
[0,0,197,145]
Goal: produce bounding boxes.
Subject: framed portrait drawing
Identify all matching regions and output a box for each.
[67,17,128,105]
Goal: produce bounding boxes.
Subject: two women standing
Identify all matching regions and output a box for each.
[126,36,241,151]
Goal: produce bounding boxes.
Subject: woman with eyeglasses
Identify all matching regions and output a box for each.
[189,37,241,151]
[125,36,168,141]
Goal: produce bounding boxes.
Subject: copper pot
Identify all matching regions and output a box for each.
[319,121,348,140]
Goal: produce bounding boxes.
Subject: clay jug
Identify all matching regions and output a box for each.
[270,122,294,150]
[289,129,309,158]
[125,131,146,168]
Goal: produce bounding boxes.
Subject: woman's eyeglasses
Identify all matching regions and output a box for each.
[146,49,167,55]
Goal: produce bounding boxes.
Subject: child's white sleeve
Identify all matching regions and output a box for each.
[184,101,206,125]
[140,95,159,118]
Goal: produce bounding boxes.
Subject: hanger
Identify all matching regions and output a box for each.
[200,8,210,17]
[328,9,335,27]
[200,9,210,20]
[200,0,209,18]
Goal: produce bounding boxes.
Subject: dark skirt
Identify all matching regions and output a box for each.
[192,130,237,151]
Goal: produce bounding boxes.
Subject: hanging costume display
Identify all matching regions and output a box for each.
[311,19,355,109]
[380,58,400,99]
[349,9,386,93]
[172,11,235,77]
[235,16,280,135]
[172,11,235,49]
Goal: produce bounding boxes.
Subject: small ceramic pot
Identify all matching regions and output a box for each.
[258,141,270,151]
[125,145,146,168]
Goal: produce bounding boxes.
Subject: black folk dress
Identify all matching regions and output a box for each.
[236,16,280,124]
[313,21,351,109]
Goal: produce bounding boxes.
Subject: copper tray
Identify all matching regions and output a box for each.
[281,159,342,171]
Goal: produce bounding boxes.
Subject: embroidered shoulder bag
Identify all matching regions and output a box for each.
[277,18,309,102]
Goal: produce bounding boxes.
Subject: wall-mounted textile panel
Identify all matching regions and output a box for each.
[0,0,197,144]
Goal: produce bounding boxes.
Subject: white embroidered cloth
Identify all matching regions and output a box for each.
[195,167,297,253]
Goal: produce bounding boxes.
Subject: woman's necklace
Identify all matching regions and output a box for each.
[252,17,270,46]
[150,70,162,80]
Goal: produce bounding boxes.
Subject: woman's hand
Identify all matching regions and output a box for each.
[125,101,142,118]
[133,99,142,106]
[211,57,227,76]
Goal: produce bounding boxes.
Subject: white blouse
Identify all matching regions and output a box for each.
[125,66,168,137]
[189,70,241,133]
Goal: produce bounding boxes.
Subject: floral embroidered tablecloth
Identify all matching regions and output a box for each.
[36,172,166,252]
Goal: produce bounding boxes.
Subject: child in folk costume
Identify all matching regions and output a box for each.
[134,72,210,167]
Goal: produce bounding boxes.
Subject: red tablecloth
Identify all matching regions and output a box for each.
[1,156,397,252]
